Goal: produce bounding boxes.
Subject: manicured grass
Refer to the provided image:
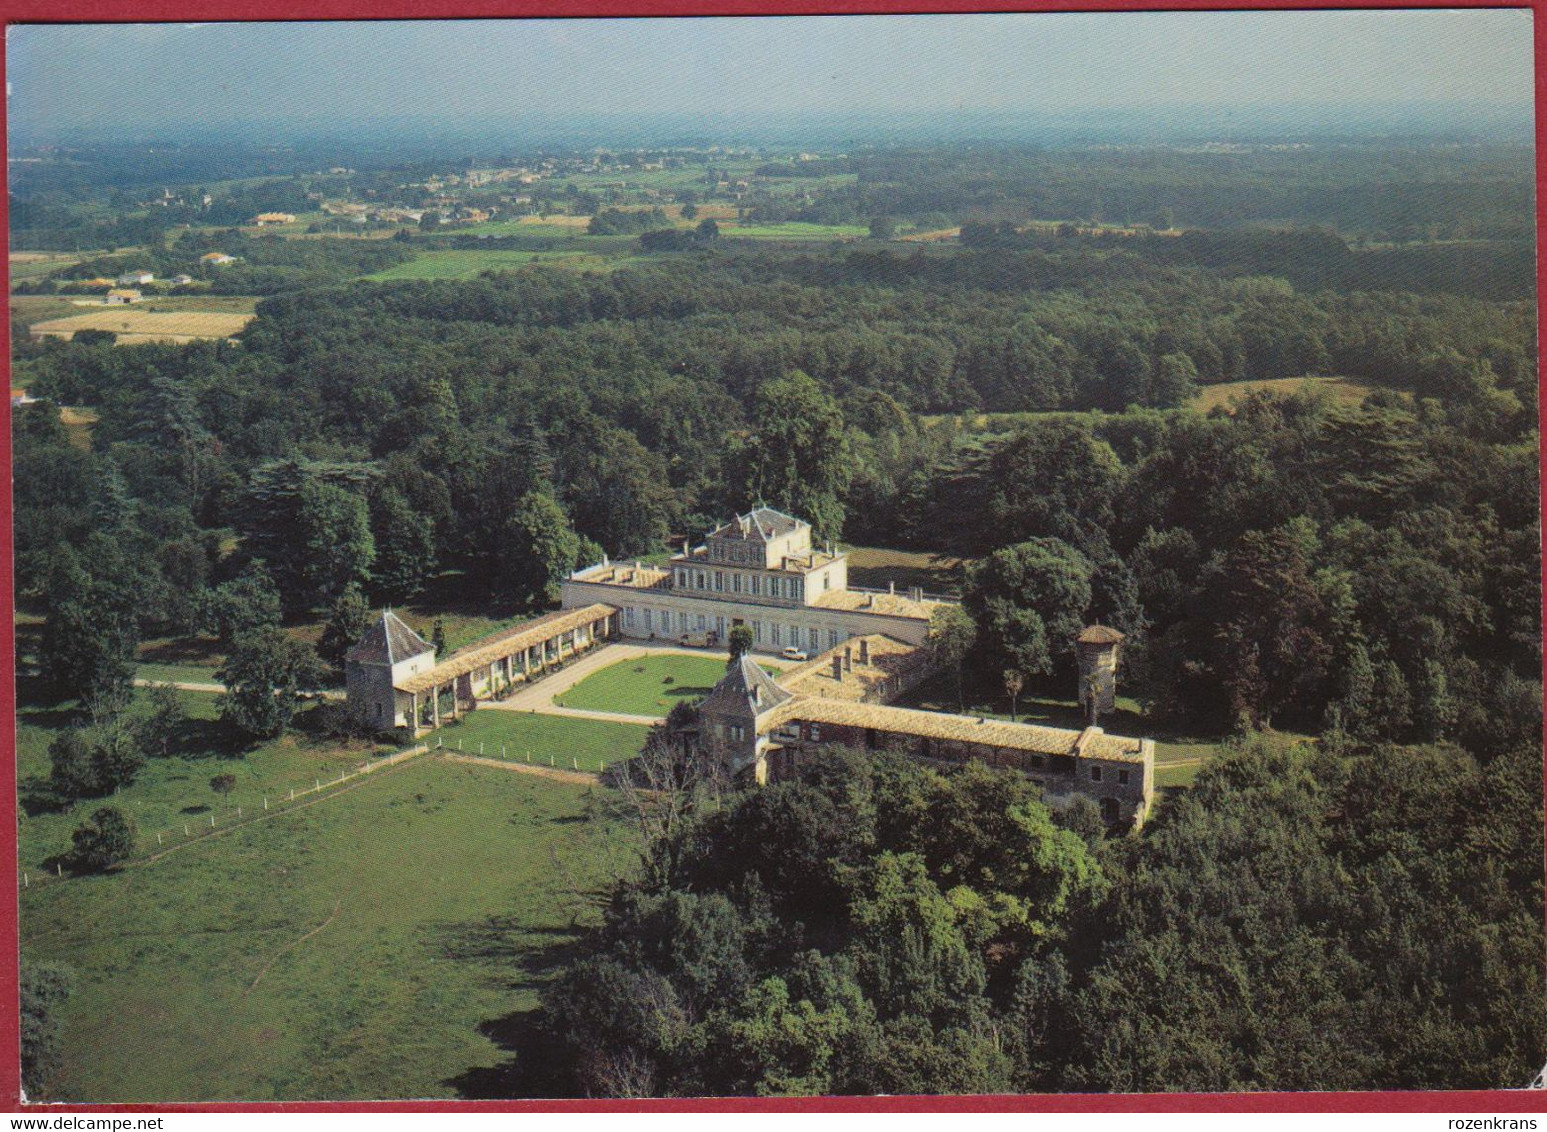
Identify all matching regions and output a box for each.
[20,759,631,1101]
[552,654,745,717]
[431,711,651,774]
[16,689,397,875]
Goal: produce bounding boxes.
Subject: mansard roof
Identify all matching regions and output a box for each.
[347,610,433,666]
[709,507,805,542]
[699,653,793,719]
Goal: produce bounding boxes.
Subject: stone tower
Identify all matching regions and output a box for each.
[1076,624,1125,723]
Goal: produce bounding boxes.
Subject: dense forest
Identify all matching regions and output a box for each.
[11,136,1542,1096]
[522,734,1543,1095]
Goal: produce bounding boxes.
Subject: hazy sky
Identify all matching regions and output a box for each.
[7,10,1534,139]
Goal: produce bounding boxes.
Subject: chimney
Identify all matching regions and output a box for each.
[832,655,844,682]
[843,646,853,672]
[858,639,870,665]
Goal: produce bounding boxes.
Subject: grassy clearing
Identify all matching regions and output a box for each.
[553,654,761,717]
[1190,375,1377,414]
[431,711,650,774]
[16,687,397,875]
[722,221,869,241]
[363,249,616,280]
[20,759,629,1101]
[844,545,965,596]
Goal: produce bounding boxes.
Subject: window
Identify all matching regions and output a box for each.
[730,724,745,741]
[809,627,820,649]
[807,723,822,742]
[374,702,382,719]
[824,574,832,591]
[753,620,763,642]
[732,574,742,594]
[643,609,653,632]
[714,571,724,592]
[794,579,804,602]
[697,613,706,631]
[716,616,726,635]
[828,629,839,650]
[772,624,782,646]
[1118,769,1130,786]
[1091,766,1102,782]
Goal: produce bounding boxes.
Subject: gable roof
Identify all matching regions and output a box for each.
[347,610,433,666]
[699,654,793,719]
[395,604,617,695]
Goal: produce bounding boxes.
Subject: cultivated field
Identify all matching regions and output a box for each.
[28,308,255,345]
[721,221,869,241]
[20,759,628,1101]
[363,249,622,280]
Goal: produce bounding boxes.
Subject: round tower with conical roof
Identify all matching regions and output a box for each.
[1076,624,1125,723]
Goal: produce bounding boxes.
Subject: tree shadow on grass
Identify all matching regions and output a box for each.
[439,923,589,1098]
[444,1007,581,1099]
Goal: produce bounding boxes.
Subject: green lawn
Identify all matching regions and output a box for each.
[20,759,630,1101]
[723,221,869,241]
[431,711,651,774]
[363,249,614,280]
[552,654,755,717]
[16,689,397,875]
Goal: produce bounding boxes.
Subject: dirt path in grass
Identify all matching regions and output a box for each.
[245,897,342,994]
[438,752,598,785]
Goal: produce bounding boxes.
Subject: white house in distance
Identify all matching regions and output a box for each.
[201,252,236,266]
[560,507,951,655]
[344,611,438,731]
[252,212,296,226]
[104,288,142,305]
[115,270,153,286]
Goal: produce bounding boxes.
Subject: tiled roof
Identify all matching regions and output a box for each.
[775,634,930,703]
[1078,625,1126,645]
[810,590,939,620]
[699,654,793,719]
[765,698,1147,763]
[395,604,616,695]
[347,611,433,666]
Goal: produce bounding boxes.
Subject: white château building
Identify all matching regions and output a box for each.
[560,507,949,655]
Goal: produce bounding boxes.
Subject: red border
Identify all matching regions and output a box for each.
[1,0,1544,1115]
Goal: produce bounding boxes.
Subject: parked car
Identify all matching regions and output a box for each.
[781,646,809,661]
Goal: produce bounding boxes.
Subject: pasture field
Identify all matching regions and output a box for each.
[362,249,619,280]
[552,654,779,718]
[9,256,80,280]
[20,758,628,1101]
[15,688,396,875]
[722,221,869,241]
[430,711,650,773]
[1189,375,1377,414]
